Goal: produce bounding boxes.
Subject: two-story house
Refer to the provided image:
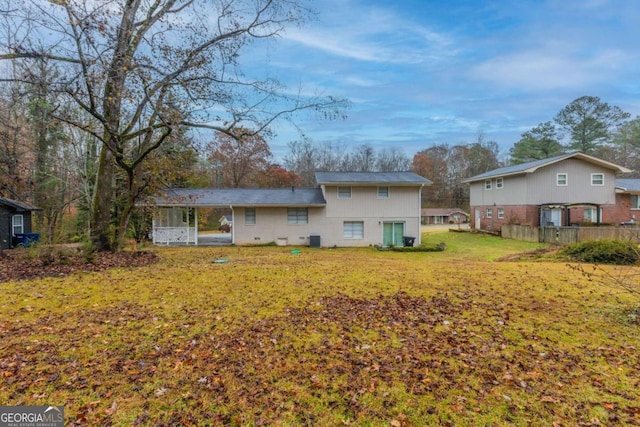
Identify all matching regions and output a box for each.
[462,152,632,233]
[149,171,431,247]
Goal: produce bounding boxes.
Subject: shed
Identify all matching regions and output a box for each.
[0,197,41,249]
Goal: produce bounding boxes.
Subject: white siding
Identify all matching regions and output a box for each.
[524,159,617,205]
[469,158,619,207]
[469,175,528,206]
[233,185,423,247]
[323,185,419,218]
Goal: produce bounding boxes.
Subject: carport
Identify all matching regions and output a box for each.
[149,189,237,246]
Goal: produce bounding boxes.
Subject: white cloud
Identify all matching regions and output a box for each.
[282,3,456,65]
[471,46,632,91]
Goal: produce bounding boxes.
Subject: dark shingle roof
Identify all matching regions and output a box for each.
[616,178,640,193]
[315,171,431,185]
[149,188,326,207]
[0,197,40,211]
[463,152,632,183]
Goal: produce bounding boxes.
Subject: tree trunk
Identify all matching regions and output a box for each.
[115,193,136,252]
[91,143,115,251]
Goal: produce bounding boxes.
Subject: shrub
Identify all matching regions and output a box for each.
[376,243,446,252]
[560,239,639,265]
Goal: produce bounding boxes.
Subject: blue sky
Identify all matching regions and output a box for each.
[246,0,640,161]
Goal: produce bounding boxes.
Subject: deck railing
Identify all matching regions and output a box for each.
[153,227,197,245]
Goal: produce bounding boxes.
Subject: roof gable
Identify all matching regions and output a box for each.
[463,152,632,183]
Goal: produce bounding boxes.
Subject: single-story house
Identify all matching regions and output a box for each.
[148,171,431,247]
[219,215,232,227]
[0,196,41,249]
[421,208,469,225]
[462,152,633,233]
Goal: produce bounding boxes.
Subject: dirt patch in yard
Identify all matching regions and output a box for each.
[0,248,158,282]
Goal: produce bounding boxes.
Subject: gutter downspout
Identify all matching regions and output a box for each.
[230,205,235,244]
[418,184,424,245]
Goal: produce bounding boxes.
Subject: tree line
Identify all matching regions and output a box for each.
[509,95,640,171]
[2,2,639,251]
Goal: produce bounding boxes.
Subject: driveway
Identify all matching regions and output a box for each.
[197,233,232,245]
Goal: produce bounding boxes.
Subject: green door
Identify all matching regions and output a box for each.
[383,222,404,246]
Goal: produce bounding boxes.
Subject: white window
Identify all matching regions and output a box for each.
[12,215,24,235]
[486,208,493,219]
[591,173,604,186]
[497,208,505,219]
[343,221,364,239]
[337,186,352,199]
[496,178,503,189]
[631,195,640,209]
[287,208,308,224]
[485,180,492,190]
[584,207,596,222]
[245,208,256,225]
[377,186,389,198]
[557,173,568,186]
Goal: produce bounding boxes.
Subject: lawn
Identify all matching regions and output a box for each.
[1,231,639,426]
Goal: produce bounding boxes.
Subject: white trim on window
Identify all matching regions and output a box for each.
[337,186,352,199]
[591,173,604,186]
[12,214,24,235]
[497,208,505,219]
[631,195,640,210]
[485,180,492,190]
[287,208,308,224]
[343,221,364,239]
[486,208,493,219]
[556,173,568,186]
[245,207,256,225]
[377,186,389,199]
[496,178,503,189]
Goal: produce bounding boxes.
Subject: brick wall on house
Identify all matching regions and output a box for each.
[566,197,632,225]
[472,200,634,232]
[607,194,640,223]
[471,205,539,233]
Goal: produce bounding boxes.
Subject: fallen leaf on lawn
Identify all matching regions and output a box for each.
[105,400,118,415]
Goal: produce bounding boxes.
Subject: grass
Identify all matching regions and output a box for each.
[1,231,639,426]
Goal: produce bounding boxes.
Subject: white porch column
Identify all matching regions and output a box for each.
[194,207,199,246]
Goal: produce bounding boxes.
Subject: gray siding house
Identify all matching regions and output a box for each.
[462,152,632,232]
[149,171,431,247]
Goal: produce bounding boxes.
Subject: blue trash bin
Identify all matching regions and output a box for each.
[13,233,40,247]
[24,233,40,246]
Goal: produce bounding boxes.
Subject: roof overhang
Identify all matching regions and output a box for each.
[463,152,633,184]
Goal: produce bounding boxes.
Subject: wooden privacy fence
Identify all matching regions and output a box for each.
[501,224,640,245]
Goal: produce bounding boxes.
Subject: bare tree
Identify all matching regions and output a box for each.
[1,0,348,250]
[207,129,272,188]
[375,147,411,172]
